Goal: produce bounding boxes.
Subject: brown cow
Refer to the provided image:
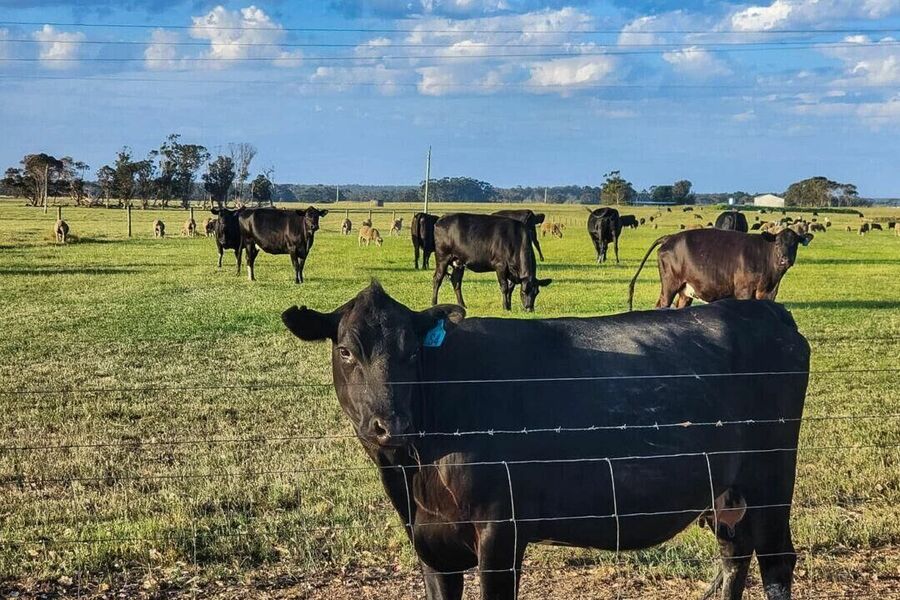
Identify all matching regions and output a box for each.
[182,218,197,237]
[54,219,69,244]
[358,225,383,247]
[628,228,813,310]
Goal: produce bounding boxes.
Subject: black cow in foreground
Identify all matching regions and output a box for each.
[432,213,551,311]
[210,207,244,273]
[628,228,813,310]
[282,282,810,600]
[238,207,328,283]
[492,209,546,261]
[586,207,622,264]
[715,211,749,233]
[412,212,439,270]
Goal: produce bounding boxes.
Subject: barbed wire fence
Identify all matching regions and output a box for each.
[1,365,898,597]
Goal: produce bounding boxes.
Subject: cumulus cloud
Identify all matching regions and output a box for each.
[186,5,302,69]
[663,46,732,77]
[823,35,900,86]
[730,0,900,31]
[32,24,85,69]
[144,29,185,71]
[527,54,617,90]
[331,0,590,19]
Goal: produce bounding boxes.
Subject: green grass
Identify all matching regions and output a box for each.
[0,200,898,584]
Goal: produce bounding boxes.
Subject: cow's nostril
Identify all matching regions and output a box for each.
[372,419,389,440]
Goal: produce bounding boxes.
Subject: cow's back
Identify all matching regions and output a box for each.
[435,213,529,270]
[240,208,305,254]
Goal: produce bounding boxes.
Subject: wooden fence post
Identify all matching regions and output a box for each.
[56,206,62,222]
[127,204,132,238]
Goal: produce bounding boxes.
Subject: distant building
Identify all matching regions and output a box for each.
[754,194,785,208]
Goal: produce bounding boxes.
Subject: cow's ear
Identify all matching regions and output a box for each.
[537,278,553,288]
[413,304,466,338]
[802,233,814,246]
[210,208,220,215]
[760,231,776,242]
[282,306,340,342]
[533,213,546,224]
[319,209,328,217]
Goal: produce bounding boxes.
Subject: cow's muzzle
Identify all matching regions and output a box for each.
[368,417,413,448]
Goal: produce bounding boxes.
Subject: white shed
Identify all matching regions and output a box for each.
[754,194,785,208]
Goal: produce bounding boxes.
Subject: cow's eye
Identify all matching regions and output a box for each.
[337,347,353,362]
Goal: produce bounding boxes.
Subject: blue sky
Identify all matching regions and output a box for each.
[1,1,899,195]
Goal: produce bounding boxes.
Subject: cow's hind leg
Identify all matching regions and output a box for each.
[217,243,224,269]
[612,233,620,264]
[234,246,242,275]
[702,517,754,600]
[424,250,433,270]
[674,292,694,308]
[414,243,421,270]
[450,265,466,308]
[753,505,796,600]
[422,564,464,600]
[432,258,451,306]
[245,244,258,281]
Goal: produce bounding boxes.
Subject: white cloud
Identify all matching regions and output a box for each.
[312,64,408,95]
[527,55,617,89]
[791,94,900,127]
[189,5,302,69]
[733,109,757,122]
[144,29,185,71]
[32,25,85,70]
[824,35,900,86]
[730,1,900,31]
[662,46,732,78]
[0,28,10,60]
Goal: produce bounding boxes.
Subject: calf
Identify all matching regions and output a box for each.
[341,218,352,235]
[54,219,69,244]
[203,217,216,237]
[182,218,197,237]
[283,282,809,600]
[153,219,166,238]
[586,207,622,264]
[492,209,546,261]
[871,223,883,231]
[210,207,244,273]
[390,217,403,236]
[411,212,439,270]
[628,228,813,310]
[620,214,639,229]
[714,211,749,233]
[433,213,551,311]
[809,223,826,233]
[238,206,328,283]
[540,221,563,238]
[858,223,870,235]
[358,225,383,247]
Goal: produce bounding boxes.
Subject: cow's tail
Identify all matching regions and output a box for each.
[627,234,670,312]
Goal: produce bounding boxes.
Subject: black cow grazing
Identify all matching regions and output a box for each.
[871,223,883,231]
[492,209,546,261]
[620,214,639,229]
[238,206,328,283]
[412,212,439,270]
[683,206,694,212]
[586,207,622,264]
[283,282,810,600]
[714,211,749,233]
[639,217,646,225]
[628,228,813,310]
[210,207,244,273]
[432,213,551,311]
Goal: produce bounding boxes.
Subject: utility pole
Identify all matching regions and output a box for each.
[336,185,340,203]
[544,188,548,204]
[423,146,432,215]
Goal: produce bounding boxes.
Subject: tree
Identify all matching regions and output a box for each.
[202,155,236,208]
[229,142,256,201]
[420,177,496,202]
[650,185,674,203]
[784,176,859,207]
[11,154,66,209]
[157,134,209,207]
[96,165,116,207]
[600,171,636,205]
[112,147,140,207]
[673,179,694,204]
[250,173,273,205]
[60,157,90,205]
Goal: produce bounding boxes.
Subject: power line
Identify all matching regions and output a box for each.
[3,20,900,35]
[3,40,898,62]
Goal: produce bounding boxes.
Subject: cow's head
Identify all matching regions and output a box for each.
[762,229,814,270]
[530,213,546,226]
[283,283,465,448]
[211,208,240,242]
[520,277,552,312]
[302,207,328,233]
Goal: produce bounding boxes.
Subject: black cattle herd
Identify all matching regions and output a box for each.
[201,205,814,315]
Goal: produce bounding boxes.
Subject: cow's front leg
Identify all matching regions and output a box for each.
[496,272,511,311]
[612,233,620,264]
[290,254,301,284]
[422,564,464,600]
[234,245,242,275]
[297,256,307,283]
[476,522,523,600]
[450,265,466,308]
[217,243,224,269]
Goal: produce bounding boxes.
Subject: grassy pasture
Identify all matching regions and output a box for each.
[0,200,898,588]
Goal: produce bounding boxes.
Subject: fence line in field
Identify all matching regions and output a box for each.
[1,366,898,397]
[2,412,898,453]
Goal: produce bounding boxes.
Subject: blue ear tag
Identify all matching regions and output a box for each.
[423,319,447,348]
